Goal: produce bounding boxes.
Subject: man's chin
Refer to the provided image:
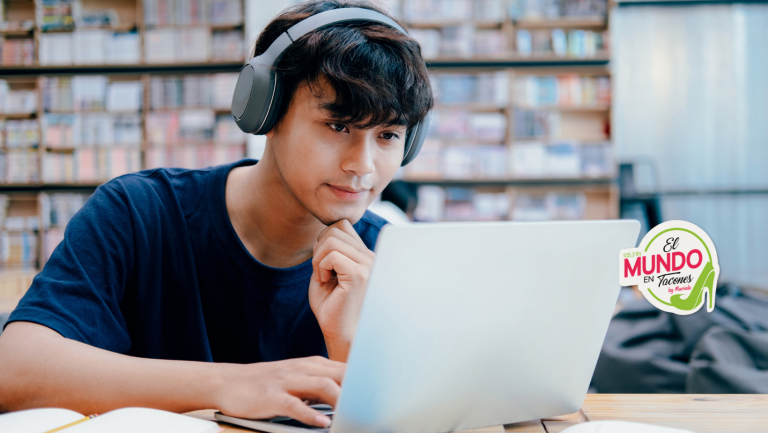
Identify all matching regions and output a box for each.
[313,205,368,226]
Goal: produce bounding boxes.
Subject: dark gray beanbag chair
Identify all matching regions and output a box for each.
[592,284,768,393]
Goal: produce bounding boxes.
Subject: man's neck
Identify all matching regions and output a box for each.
[225,156,327,268]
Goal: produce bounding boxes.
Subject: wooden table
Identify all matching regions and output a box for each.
[187,394,768,433]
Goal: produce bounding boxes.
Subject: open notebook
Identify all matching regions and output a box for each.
[0,407,222,433]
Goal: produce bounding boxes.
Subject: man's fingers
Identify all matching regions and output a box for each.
[312,237,371,281]
[299,356,346,384]
[286,376,341,407]
[315,221,367,254]
[281,396,332,428]
[318,251,359,285]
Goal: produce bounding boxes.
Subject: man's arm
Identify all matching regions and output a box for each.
[0,321,341,428]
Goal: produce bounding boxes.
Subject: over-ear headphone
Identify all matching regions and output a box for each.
[230,7,429,166]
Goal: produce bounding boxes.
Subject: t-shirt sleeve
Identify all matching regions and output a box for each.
[5,184,134,353]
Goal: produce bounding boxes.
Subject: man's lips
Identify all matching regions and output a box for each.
[326,184,370,200]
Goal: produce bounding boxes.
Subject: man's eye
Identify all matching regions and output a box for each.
[381,132,400,140]
[328,123,349,133]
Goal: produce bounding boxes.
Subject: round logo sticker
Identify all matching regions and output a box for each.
[619,220,719,315]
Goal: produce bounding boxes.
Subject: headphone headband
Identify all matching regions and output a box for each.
[231,6,428,166]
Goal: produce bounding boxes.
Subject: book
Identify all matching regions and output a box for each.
[4,119,39,148]
[0,84,37,114]
[429,109,507,142]
[512,191,586,221]
[0,38,35,66]
[433,71,508,106]
[4,149,39,183]
[402,0,504,22]
[413,185,509,222]
[144,144,245,170]
[36,0,75,31]
[144,27,213,63]
[515,28,608,58]
[0,407,221,433]
[510,141,612,178]
[508,0,606,20]
[41,148,141,183]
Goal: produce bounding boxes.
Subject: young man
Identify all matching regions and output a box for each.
[0,0,432,427]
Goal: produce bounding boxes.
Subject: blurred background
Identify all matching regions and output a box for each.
[0,0,766,393]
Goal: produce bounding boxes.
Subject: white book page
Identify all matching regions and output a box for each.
[0,408,85,433]
[65,407,221,433]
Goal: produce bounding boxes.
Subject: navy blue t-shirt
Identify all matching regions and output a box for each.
[5,159,388,363]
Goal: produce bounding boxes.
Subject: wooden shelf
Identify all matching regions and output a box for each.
[514,105,611,112]
[0,28,34,36]
[513,18,607,29]
[401,177,615,187]
[0,183,103,192]
[406,20,504,29]
[435,102,507,112]
[431,137,506,145]
[0,112,37,119]
[0,62,244,76]
[426,56,609,68]
[44,109,141,114]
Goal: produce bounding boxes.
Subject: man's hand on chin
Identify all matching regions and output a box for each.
[308,219,375,362]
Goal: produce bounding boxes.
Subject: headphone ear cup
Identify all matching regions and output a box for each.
[401,114,430,166]
[231,59,283,135]
[254,72,283,135]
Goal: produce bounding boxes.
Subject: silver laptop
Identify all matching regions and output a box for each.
[216,220,640,433]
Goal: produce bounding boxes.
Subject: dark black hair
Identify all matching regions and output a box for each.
[253,0,433,129]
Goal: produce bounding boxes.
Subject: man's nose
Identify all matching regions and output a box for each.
[340,133,376,176]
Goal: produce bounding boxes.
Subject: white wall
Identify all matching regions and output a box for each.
[611,4,768,289]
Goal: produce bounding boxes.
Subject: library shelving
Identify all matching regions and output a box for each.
[400,0,617,223]
[0,0,618,274]
[0,0,248,273]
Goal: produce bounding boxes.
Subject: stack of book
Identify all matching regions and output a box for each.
[144,145,245,171]
[404,140,612,180]
[42,113,143,148]
[144,27,211,63]
[405,140,508,180]
[414,185,510,222]
[512,191,586,221]
[515,29,608,58]
[38,31,141,65]
[143,0,244,63]
[432,72,509,106]
[515,74,611,107]
[209,0,244,25]
[5,150,39,183]
[508,0,607,20]
[410,27,507,59]
[509,141,612,178]
[41,76,143,148]
[39,192,91,260]
[41,147,142,183]
[212,30,245,61]
[5,120,39,148]
[513,108,560,139]
[403,0,506,23]
[429,109,508,142]
[0,38,35,65]
[36,0,75,31]
[0,230,37,270]
[149,73,237,110]
[143,0,207,26]
[0,81,36,114]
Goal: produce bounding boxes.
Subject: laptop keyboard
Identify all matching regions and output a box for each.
[269,413,333,432]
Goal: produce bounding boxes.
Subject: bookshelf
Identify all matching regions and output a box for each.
[0,0,248,273]
[0,0,618,275]
[400,0,617,223]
